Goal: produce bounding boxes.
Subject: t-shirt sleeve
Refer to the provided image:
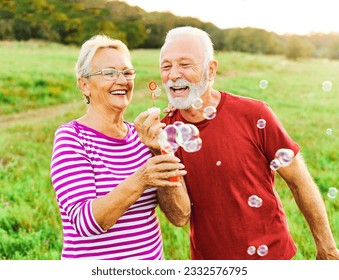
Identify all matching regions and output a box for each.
[50,124,106,236]
[258,103,300,163]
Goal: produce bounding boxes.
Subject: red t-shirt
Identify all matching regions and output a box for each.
[162,92,300,260]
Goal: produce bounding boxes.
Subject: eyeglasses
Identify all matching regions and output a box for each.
[84,68,136,81]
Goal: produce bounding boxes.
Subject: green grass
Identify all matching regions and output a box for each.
[0,41,338,260]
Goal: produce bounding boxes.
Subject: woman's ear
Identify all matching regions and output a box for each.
[78,77,90,96]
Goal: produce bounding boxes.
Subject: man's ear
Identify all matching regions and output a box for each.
[208,60,218,80]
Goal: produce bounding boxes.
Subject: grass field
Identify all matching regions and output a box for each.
[0,41,338,260]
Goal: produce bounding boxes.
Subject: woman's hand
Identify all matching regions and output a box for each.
[134,154,186,189]
[134,110,165,154]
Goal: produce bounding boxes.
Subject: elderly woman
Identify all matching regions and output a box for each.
[50,34,190,260]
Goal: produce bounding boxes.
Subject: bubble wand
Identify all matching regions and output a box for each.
[147,81,161,114]
[147,81,180,182]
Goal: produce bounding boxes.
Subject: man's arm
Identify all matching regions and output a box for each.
[278,152,339,259]
[134,110,191,226]
[157,177,191,226]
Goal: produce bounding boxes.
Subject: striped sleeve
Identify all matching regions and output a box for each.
[50,125,105,237]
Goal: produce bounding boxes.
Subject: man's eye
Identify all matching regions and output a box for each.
[161,65,171,70]
[181,63,192,67]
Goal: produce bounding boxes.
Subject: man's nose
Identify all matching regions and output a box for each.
[168,65,182,81]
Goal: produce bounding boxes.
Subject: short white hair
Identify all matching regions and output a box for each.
[161,26,214,65]
[75,34,130,79]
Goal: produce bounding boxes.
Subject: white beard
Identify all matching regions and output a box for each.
[163,71,209,109]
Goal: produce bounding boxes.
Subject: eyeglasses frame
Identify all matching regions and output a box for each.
[84,68,136,81]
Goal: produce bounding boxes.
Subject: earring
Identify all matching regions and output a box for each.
[85,96,90,104]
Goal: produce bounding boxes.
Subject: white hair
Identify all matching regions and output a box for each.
[75,34,130,79]
[161,26,214,65]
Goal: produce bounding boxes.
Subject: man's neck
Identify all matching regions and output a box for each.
[180,89,221,123]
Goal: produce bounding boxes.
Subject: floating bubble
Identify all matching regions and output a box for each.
[247,246,256,256]
[163,125,180,152]
[173,121,185,128]
[259,80,268,89]
[275,148,294,167]
[322,81,332,92]
[327,187,338,199]
[248,195,263,208]
[159,123,202,154]
[257,119,266,129]
[154,86,162,96]
[192,98,203,109]
[326,128,333,135]
[216,160,222,166]
[203,106,217,120]
[182,137,202,153]
[158,129,168,143]
[173,121,188,145]
[158,130,173,154]
[270,158,281,171]
[186,124,200,137]
[257,245,268,257]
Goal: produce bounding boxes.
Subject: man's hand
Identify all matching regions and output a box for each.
[163,103,177,117]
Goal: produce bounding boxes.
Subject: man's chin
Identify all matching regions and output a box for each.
[170,99,192,110]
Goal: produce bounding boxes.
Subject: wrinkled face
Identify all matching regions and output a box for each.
[84,47,135,112]
[160,35,209,109]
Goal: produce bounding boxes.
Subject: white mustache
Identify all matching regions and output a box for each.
[165,79,190,88]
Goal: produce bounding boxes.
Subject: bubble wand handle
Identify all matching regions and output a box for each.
[158,135,180,182]
[160,149,180,182]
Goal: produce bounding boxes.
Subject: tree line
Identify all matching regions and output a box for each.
[1,0,339,60]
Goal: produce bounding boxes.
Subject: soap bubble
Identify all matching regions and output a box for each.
[275,148,294,167]
[257,119,266,129]
[257,245,268,256]
[192,98,203,109]
[259,80,268,89]
[322,81,332,92]
[270,158,281,171]
[163,125,180,152]
[182,137,202,153]
[203,106,217,120]
[247,246,256,256]
[173,121,188,145]
[159,123,202,154]
[248,195,263,208]
[327,187,338,199]
[270,148,294,170]
[154,86,162,96]
[326,128,333,135]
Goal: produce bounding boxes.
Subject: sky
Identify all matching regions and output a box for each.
[123,0,339,35]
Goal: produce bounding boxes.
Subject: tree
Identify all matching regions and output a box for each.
[328,34,339,60]
[285,35,314,60]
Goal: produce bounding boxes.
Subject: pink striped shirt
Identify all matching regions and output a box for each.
[50,120,164,260]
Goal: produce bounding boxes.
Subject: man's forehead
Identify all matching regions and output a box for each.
[161,37,203,60]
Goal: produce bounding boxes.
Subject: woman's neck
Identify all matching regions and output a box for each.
[78,106,128,139]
